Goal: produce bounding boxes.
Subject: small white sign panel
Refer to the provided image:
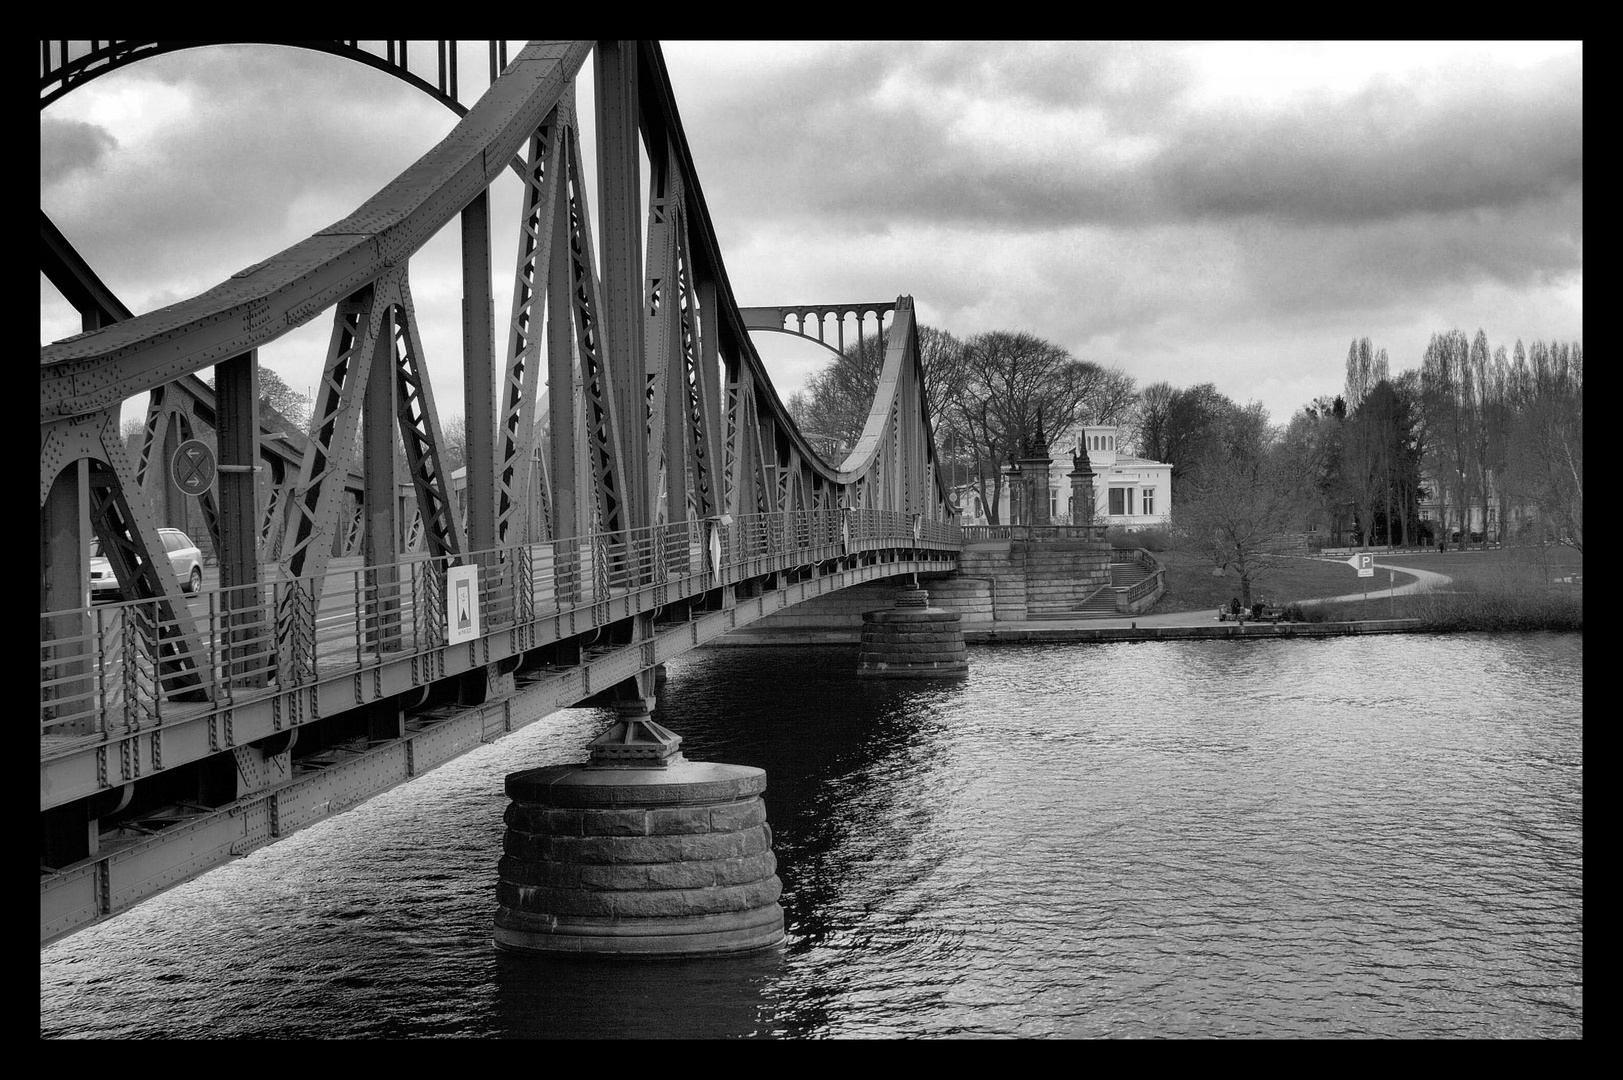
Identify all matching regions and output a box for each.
[447,564,480,644]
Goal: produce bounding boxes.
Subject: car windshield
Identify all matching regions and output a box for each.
[90,540,102,557]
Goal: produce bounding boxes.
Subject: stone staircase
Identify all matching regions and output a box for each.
[1027,559,1154,620]
[1110,559,1155,591]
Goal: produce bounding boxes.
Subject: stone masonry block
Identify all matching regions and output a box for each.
[511,825,771,865]
[707,799,767,833]
[544,808,585,836]
[864,647,968,662]
[582,808,652,837]
[647,805,719,835]
[576,861,655,890]
[498,854,584,888]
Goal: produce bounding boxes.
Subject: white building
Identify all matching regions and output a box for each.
[1067,426,1172,527]
[962,426,1173,528]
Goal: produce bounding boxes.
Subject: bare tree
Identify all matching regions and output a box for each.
[257,365,312,433]
[1130,382,1244,500]
[950,331,1114,524]
[1422,330,1474,545]
[1502,339,1582,552]
[787,325,968,456]
[1173,438,1305,609]
[440,415,467,475]
[1343,337,1389,412]
[1126,381,1174,460]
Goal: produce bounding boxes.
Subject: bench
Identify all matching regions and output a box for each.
[1217,607,1292,623]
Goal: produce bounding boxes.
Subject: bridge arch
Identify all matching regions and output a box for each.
[740,302,896,362]
[40,40,518,115]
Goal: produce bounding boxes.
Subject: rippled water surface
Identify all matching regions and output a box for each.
[41,633,1582,1038]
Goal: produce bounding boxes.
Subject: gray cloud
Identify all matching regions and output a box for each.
[40,117,117,183]
[1157,56,1583,224]
[674,44,1582,232]
[41,41,1582,430]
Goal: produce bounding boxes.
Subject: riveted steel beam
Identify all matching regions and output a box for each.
[41,42,594,423]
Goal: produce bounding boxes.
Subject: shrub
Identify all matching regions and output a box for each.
[1105,524,1173,552]
[1304,582,1581,631]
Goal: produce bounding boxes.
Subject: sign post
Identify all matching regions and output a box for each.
[1346,551,1374,602]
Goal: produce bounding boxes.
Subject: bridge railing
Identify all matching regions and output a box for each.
[41,508,962,738]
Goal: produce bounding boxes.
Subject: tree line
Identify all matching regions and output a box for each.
[150,326,1575,595]
[786,327,1136,525]
[786,323,1581,606]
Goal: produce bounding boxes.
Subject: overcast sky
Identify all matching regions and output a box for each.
[41,40,1582,437]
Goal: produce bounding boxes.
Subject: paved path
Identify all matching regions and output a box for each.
[1299,560,1453,606]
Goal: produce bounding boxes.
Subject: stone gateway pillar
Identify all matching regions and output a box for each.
[1016,411,1054,526]
[1068,445,1096,527]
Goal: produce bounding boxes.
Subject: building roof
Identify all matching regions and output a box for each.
[1110,455,1168,468]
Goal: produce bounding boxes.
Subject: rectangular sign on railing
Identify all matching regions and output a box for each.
[447,564,481,643]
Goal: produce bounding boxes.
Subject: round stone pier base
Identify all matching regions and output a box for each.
[857,588,968,678]
[494,755,785,956]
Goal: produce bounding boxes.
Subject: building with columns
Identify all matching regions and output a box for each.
[1069,426,1171,527]
[967,425,1172,528]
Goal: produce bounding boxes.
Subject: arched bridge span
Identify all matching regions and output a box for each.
[39,41,961,942]
[42,40,515,115]
[738,302,897,362]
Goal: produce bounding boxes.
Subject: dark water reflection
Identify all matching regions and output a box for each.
[41,634,1582,1038]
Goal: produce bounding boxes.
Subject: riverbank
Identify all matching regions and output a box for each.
[964,618,1422,644]
[1306,582,1582,632]
[1151,543,1581,619]
[714,553,1580,646]
[716,614,1425,647]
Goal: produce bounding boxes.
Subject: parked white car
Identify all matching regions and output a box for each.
[90,528,205,601]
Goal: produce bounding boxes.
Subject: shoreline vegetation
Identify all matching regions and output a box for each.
[1147,543,1583,633]
[1296,582,1582,632]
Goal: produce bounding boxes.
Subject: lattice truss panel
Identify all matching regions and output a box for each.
[40,40,957,710]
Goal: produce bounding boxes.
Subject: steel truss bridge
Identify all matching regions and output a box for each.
[39,41,961,943]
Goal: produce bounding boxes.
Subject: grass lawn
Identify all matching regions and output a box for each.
[1397,545,1584,589]
[1151,543,1583,615]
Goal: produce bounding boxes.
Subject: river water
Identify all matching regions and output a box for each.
[40,633,1582,1039]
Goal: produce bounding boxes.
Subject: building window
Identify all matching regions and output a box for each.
[1143,488,1155,515]
[1109,488,1125,516]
